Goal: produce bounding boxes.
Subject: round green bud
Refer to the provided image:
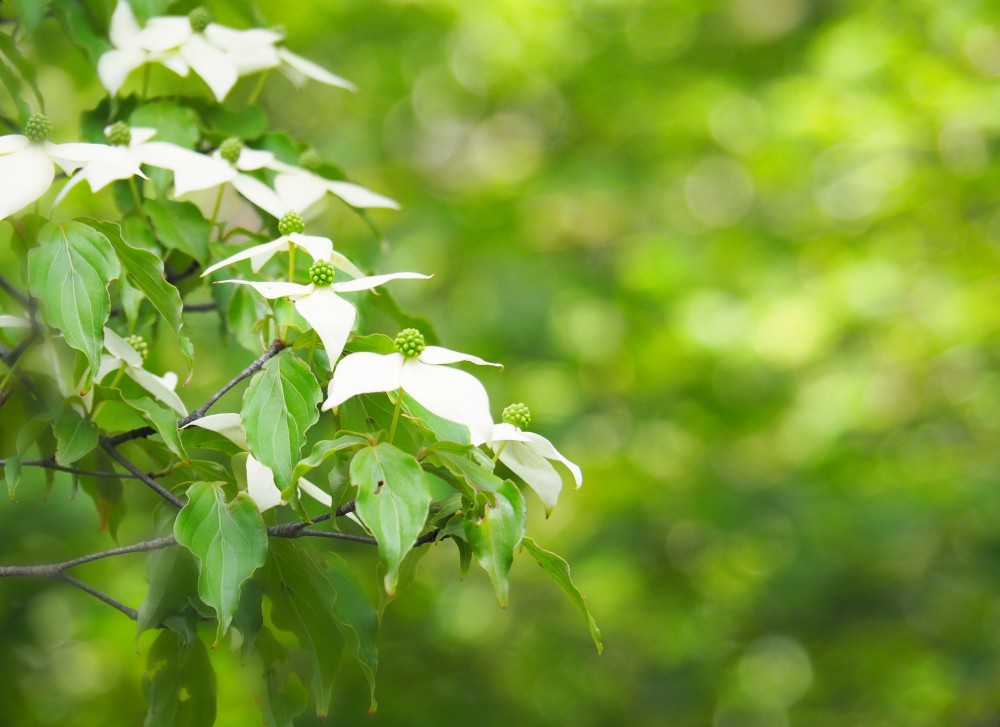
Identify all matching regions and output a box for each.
[189,7,211,33]
[299,149,322,171]
[278,211,305,236]
[107,121,132,146]
[309,260,335,287]
[126,334,149,362]
[394,328,426,358]
[219,136,243,164]
[24,113,51,143]
[501,402,531,430]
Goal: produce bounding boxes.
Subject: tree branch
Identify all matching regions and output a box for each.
[100,441,185,508]
[0,273,29,308]
[58,574,138,620]
[104,339,286,448]
[0,457,149,480]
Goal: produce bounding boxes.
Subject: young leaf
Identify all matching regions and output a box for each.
[28,222,120,390]
[351,443,432,596]
[142,629,217,727]
[521,537,603,654]
[290,434,368,484]
[84,219,194,373]
[53,404,99,465]
[242,352,321,490]
[265,540,347,719]
[174,482,268,645]
[465,480,527,608]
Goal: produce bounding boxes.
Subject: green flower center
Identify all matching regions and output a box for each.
[189,7,211,33]
[299,150,322,171]
[501,402,531,430]
[126,334,149,362]
[219,137,243,164]
[278,211,305,236]
[24,113,51,143]
[394,328,426,358]
[309,260,335,286]
[107,121,131,146]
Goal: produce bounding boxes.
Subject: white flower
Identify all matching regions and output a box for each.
[201,225,364,279]
[267,163,400,215]
[89,328,187,415]
[98,1,355,102]
[221,271,429,364]
[184,413,333,511]
[487,422,582,515]
[0,314,30,329]
[0,127,145,221]
[323,336,501,445]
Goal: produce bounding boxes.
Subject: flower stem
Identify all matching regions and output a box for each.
[247,71,269,105]
[208,185,225,241]
[288,245,296,282]
[388,389,404,442]
[492,441,508,464]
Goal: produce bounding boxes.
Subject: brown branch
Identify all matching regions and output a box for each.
[0,457,148,480]
[58,574,138,620]
[100,441,185,508]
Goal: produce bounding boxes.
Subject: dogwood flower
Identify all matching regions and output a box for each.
[221,265,429,363]
[0,114,145,221]
[0,314,30,330]
[487,403,582,515]
[183,413,333,511]
[99,1,355,102]
[89,329,187,415]
[323,328,500,445]
[201,211,364,278]
[267,161,400,214]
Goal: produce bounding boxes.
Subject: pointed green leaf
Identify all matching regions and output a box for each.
[233,578,263,664]
[265,540,347,719]
[94,386,187,460]
[326,552,379,711]
[53,404,98,466]
[137,546,201,638]
[290,434,368,484]
[142,629,217,727]
[174,482,268,645]
[28,222,119,390]
[84,219,194,373]
[351,443,432,596]
[465,480,526,608]
[263,671,307,727]
[522,537,603,654]
[145,200,210,265]
[242,352,321,489]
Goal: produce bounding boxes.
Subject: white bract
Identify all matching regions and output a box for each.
[269,163,400,214]
[56,126,172,205]
[88,328,187,415]
[0,133,144,221]
[0,314,30,329]
[201,232,364,278]
[183,413,333,511]
[323,345,501,445]
[99,1,355,102]
[221,273,430,364]
[488,423,582,515]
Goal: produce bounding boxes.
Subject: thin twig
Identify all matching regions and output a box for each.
[100,441,185,508]
[0,457,147,480]
[297,529,378,545]
[104,339,286,447]
[182,302,217,313]
[165,261,200,285]
[0,273,29,308]
[59,574,138,620]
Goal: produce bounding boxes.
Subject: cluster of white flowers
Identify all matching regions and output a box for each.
[0,2,581,518]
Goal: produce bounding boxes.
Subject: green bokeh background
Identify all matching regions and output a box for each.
[4,0,1000,724]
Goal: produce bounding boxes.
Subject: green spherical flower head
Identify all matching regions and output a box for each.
[107,121,131,146]
[189,7,211,32]
[298,149,322,171]
[24,113,51,143]
[126,334,149,362]
[501,402,531,430]
[278,211,305,236]
[394,328,426,358]
[308,260,335,287]
[219,137,243,164]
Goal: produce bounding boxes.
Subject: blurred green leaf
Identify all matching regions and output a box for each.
[465,480,526,608]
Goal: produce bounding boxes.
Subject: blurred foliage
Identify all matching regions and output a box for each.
[3,0,1000,725]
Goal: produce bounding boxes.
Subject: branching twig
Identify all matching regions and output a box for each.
[104,339,286,448]
[100,441,185,508]
[58,574,138,620]
[0,457,148,480]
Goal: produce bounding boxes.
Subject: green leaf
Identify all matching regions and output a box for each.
[465,480,527,608]
[263,671,308,727]
[226,285,265,353]
[4,455,21,501]
[521,537,603,654]
[137,546,201,637]
[142,629,217,727]
[130,101,201,148]
[145,200,211,265]
[326,552,379,711]
[432,442,503,494]
[13,0,51,32]
[242,352,321,490]
[28,222,120,390]
[84,219,194,374]
[290,434,368,484]
[127,0,174,21]
[265,540,347,719]
[351,443,432,596]
[0,32,43,111]
[94,386,187,460]
[53,404,99,466]
[174,482,268,645]
[233,578,264,664]
[53,0,109,63]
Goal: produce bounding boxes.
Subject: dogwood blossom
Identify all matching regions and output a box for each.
[201,211,364,278]
[268,162,400,214]
[183,413,333,511]
[0,115,145,221]
[99,1,355,102]
[323,328,500,445]
[487,403,582,514]
[88,329,187,415]
[221,265,429,363]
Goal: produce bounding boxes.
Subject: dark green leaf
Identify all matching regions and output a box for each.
[137,546,201,637]
[326,552,379,710]
[465,480,527,607]
[142,629,217,727]
[53,403,99,466]
[145,200,210,265]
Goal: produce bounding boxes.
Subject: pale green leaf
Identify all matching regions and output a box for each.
[53,404,99,466]
[290,434,368,484]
